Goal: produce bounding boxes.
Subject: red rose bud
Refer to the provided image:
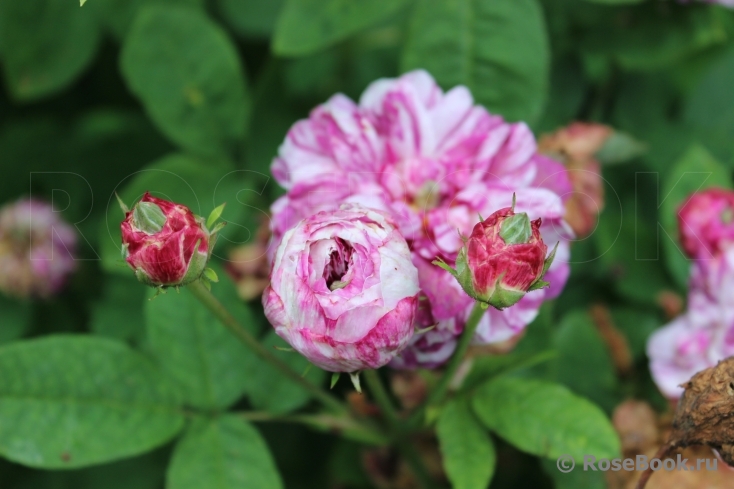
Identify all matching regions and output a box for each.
[434,204,557,310]
[120,192,222,287]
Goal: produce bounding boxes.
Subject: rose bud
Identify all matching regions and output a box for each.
[678,187,734,259]
[0,198,77,299]
[262,204,420,373]
[120,192,222,288]
[435,200,556,310]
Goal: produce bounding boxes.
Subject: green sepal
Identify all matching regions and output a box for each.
[200,278,212,291]
[132,201,167,235]
[486,282,526,310]
[203,267,219,283]
[349,372,362,393]
[540,241,559,277]
[528,280,550,291]
[274,346,295,352]
[499,212,532,245]
[120,243,129,261]
[210,221,227,235]
[134,267,154,286]
[180,239,208,286]
[115,193,129,215]
[206,203,226,229]
[330,373,340,389]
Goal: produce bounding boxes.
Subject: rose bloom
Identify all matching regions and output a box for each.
[263,205,420,372]
[0,198,77,299]
[678,187,734,260]
[269,70,572,368]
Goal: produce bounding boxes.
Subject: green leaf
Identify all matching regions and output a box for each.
[660,145,732,289]
[460,350,556,392]
[552,311,618,412]
[217,0,285,39]
[0,296,31,345]
[89,274,147,343]
[472,377,620,462]
[0,335,185,468]
[120,6,250,156]
[244,331,327,414]
[89,0,204,39]
[273,0,411,56]
[402,0,550,122]
[436,400,496,489]
[0,0,101,100]
[145,264,257,410]
[168,415,283,489]
[11,447,169,489]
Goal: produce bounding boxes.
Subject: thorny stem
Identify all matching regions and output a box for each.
[188,280,349,415]
[364,369,436,489]
[409,302,487,426]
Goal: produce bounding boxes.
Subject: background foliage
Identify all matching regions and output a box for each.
[1,0,734,488]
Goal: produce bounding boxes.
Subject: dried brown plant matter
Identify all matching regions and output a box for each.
[636,357,734,489]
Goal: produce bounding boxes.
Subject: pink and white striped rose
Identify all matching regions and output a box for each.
[263,205,420,372]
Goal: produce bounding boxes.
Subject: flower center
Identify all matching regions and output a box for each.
[323,238,354,291]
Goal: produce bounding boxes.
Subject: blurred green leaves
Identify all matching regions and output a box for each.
[0,0,101,101]
[120,6,250,156]
[273,0,411,56]
[402,0,550,122]
[168,416,283,489]
[0,336,185,468]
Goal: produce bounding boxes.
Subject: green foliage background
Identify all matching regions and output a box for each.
[0,0,733,488]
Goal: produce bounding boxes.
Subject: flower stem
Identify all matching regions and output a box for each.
[363,369,400,425]
[364,369,435,489]
[409,301,486,426]
[188,279,348,415]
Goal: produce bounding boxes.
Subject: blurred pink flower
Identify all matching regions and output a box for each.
[263,205,420,372]
[678,187,734,260]
[648,248,734,398]
[0,198,77,298]
[269,70,572,369]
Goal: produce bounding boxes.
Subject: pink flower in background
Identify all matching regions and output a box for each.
[647,294,734,398]
[269,70,572,369]
[648,222,734,399]
[263,205,420,372]
[120,193,211,287]
[0,198,77,298]
[678,187,734,260]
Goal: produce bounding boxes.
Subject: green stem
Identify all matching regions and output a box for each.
[188,280,348,415]
[409,302,486,426]
[364,369,435,489]
[363,369,400,425]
